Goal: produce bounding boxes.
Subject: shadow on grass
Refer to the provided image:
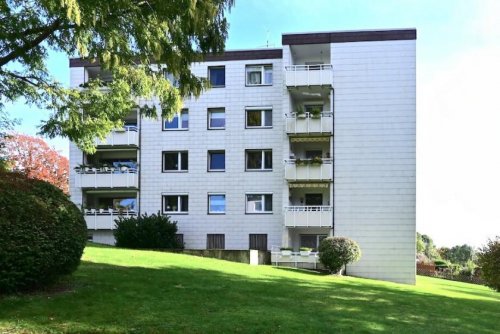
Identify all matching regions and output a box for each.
[0,260,499,334]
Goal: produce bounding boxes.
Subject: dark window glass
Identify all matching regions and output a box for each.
[164,196,179,212]
[264,151,272,169]
[246,151,262,169]
[181,110,189,128]
[164,116,179,129]
[209,151,225,170]
[246,110,261,127]
[264,110,272,126]
[164,109,188,130]
[164,152,179,170]
[209,67,225,87]
[180,195,189,212]
[180,152,188,170]
[249,234,268,251]
[207,234,225,249]
[264,194,273,211]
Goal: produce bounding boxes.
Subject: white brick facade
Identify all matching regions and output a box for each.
[69,29,416,284]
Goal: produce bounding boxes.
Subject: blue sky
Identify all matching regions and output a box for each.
[6,0,500,247]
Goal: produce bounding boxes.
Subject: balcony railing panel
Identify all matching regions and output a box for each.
[84,210,137,230]
[284,206,333,228]
[286,112,333,134]
[95,126,138,146]
[284,159,333,181]
[285,64,333,87]
[75,168,139,188]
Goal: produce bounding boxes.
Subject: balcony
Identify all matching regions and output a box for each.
[285,159,332,181]
[95,126,139,147]
[84,209,137,230]
[284,206,333,228]
[285,64,333,87]
[75,166,138,188]
[286,112,332,135]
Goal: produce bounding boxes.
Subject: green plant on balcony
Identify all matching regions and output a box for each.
[295,158,307,166]
[295,105,306,118]
[299,247,312,256]
[280,247,293,256]
[311,156,323,165]
[309,106,322,119]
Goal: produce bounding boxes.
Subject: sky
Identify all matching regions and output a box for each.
[5,0,500,248]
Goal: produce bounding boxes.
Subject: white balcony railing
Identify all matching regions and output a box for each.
[95,125,139,146]
[84,209,137,230]
[286,112,333,134]
[75,168,139,188]
[284,206,333,228]
[284,159,333,181]
[285,64,333,87]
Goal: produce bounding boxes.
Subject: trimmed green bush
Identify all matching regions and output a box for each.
[318,237,361,274]
[0,172,87,293]
[114,212,182,249]
[477,236,500,292]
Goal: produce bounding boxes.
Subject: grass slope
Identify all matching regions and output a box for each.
[0,243,499,333]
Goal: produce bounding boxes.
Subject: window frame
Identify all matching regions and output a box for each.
[162,109,189,131]
[245,64,273,86]
[208,150,226,172]
[245,193,273,214]
[245,149,272,171]
[162,151,188,172]
[208,66,225,88]
[208,193,226,215]
[207,108,226,130]
[245,107,273,129]
[162,194,189,215]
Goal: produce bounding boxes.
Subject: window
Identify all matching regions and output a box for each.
[246,149,272,171]
[305,194,323,206]
[208,66,225,87]
[163,151,188,172]
[305,150,323,159]
[208,108,225,129]
[176,234,184,246]
[162,195,189,214]
[163,109,188,130]
[208,150,225,171]
[207,234,225,249]
[246,194,272,213]
[249,234,268,251]
[112,198,137,211]
[246,65,272,86]
[208,194,226,214]
[246,108,272,128]
[300,234,328,251]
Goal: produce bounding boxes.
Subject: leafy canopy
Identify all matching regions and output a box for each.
[0,0,234,152]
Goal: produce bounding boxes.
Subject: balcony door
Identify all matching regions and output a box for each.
[305,193,323,206]
[300,234,328,251]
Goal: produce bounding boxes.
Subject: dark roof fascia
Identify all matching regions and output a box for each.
[69,49,283,67]
[282,29,417,45]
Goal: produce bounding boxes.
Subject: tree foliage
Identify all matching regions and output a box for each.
[418,232,440,261]
[3,133,69,193]
[0,0,234,153]
[443,244,475,266]
[477,236,500,292]
[318,237,361,274]
[0,171,87,293]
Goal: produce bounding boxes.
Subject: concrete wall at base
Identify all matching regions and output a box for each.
[182,249,270,265]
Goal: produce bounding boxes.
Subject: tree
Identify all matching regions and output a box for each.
[477,236,500,292]
[318,237,361,274]
[416,233,425,253]
[0,0,234,153]
[447,244,475,266]
[0,110,18,170]
[419,233,440,261]
[3,134,69,193]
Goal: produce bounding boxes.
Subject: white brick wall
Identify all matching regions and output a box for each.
[332,40,416,284]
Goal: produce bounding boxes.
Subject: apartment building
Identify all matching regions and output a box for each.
[69,28,416,284]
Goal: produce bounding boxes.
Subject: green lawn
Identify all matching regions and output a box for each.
[0,244,499,333]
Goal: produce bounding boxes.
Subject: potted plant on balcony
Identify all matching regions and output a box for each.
[311,156,323,165]
[309,106,322,119]
[295,158,307,166]
[280,247,293,256]
[98,204,107,214]
[300,247,312,256]
[295,106,306,119]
